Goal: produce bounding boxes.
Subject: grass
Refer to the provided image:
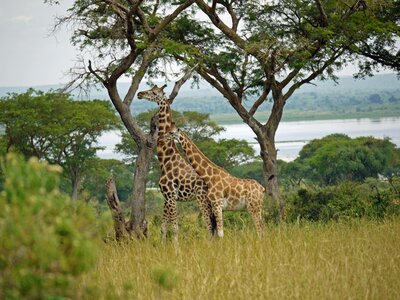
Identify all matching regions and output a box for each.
[78,217,400,299]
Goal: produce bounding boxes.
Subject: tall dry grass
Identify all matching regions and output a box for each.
[79,218,400,299]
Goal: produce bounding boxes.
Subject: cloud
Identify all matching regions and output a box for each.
[11,15,33,23]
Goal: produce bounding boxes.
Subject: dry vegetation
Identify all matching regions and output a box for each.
[79,217,400,299]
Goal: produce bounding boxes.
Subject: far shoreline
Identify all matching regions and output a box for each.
[211,111,400,125]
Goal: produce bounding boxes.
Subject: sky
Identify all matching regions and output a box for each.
[0,1,76,87]
[0,1,394,88]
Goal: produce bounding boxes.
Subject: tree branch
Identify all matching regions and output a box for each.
[249,86,270,116]
[152,0,195,39]
[342,0,367,20]
[284,48,346,101]
[169,63,199,103]
[315,0,328,26]
[195,0,247,49]
[88,60,106,84]
[124,46,156,106]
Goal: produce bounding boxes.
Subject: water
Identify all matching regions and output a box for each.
[97,117,400,161]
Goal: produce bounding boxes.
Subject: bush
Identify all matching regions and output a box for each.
[285,178,400,222]
[0,154,104,299]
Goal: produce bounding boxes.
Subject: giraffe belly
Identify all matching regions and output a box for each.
[222,197,247,211]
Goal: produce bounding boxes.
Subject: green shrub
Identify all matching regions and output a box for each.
[285,178,400,222]
[0,154,103,299]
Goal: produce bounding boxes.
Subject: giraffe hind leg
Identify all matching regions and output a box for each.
[247,198,264,237]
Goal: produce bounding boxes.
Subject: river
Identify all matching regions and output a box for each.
[97,117,400,161]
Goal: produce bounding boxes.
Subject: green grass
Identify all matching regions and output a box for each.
[211,108,400,124]
[79,218,400,299]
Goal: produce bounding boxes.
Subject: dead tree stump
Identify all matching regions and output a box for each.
[105,176,129,241]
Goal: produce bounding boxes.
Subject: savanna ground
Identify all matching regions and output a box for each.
[79,217,400,300]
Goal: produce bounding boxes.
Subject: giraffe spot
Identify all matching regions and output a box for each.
[201,161,208,168]
[165,148,173,156]
[207,168,213,176]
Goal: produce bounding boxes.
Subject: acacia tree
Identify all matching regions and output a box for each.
[169,0,400,219]
[0,89,119,201]
[47,0,196,237]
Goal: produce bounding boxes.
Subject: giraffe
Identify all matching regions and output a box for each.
[137,85,216,241]
[166,124,265,237]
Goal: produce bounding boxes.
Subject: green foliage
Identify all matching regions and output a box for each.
[284,134,400,185]
[230,160,264,183]
[0,154,105,299]
[285,178,400,222]
[81,158,134,203]
[198,138,256,171]
[0,89,121,198]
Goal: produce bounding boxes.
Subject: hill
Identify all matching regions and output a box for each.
[1,73,399,122]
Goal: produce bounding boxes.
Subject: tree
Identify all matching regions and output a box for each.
[287,134,400,185]
[81,158,134,203]
[47,0,196,237]
[168,0,400,219]
[0,89,120,201]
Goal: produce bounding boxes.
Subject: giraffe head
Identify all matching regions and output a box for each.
[162,122,181,142]
[137,84,167,104]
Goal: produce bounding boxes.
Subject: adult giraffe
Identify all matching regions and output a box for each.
[166,124,265,237]
[137,85,215,241]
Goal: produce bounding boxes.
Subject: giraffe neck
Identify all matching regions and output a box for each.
[157,139,179,165]
[178,131,227,178]
[156,96,178,165]
[157,96,172,136]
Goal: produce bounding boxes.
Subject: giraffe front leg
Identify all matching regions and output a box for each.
[168,199,179,243]
[211,199,224,238]
[196,192,215,237]
[161,202,169,243]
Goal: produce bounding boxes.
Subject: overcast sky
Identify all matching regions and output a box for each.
[0,1,394,88]
[0,1,77,87]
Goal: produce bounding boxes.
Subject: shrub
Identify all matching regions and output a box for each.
[285,178,400,222]
[0,154,103,299]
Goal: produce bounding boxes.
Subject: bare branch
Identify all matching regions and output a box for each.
[136,6,152,35]
[342,0,367,20]
[195,0,247,49]
[88,60,106,84]
[283,48,346,101]
[102,0,128,20]
[152,0,195,39]
[249,86,270,116]
[152,0,160,15]
[124,47,156,106]
[169,63,199,103]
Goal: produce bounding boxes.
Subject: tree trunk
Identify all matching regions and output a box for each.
[126,143,153,238]
[71,173,80,202]
[259,136,285,221]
